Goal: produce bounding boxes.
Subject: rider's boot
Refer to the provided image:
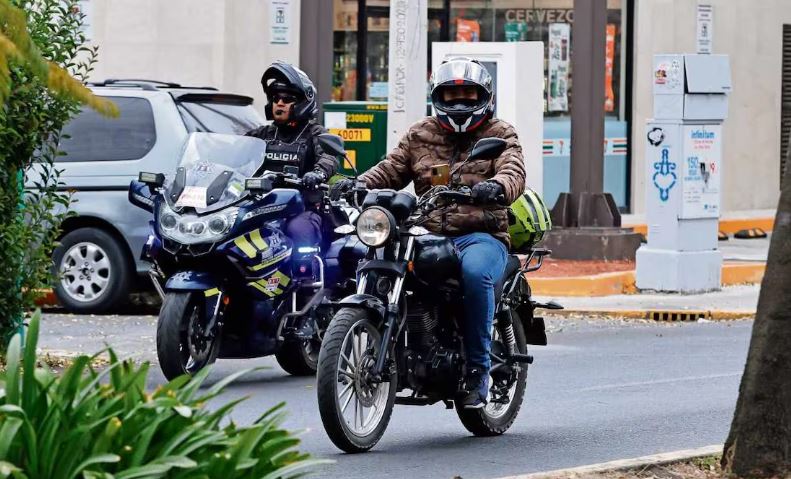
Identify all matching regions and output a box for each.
[459,368,489,409]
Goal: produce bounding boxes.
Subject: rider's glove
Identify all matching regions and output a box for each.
[471,180,504,205]
[302,170,326,190]
[330,178,355,201]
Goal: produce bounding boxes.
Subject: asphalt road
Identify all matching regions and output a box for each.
[85,317,747,479]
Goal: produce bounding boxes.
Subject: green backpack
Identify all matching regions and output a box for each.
[508,188,552,252]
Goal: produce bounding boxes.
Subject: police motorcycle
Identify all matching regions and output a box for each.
[128,132,365,380]
[316,138,562,453]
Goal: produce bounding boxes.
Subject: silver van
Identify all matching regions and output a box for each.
[49,80,265,313]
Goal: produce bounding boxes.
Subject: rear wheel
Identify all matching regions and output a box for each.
[456,312,528,436]
[316,308,396,453]
[156,292,220,381]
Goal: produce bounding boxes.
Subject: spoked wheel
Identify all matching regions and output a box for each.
[456,312,528,436]
[317,308,396,453]
[156,292,220,381]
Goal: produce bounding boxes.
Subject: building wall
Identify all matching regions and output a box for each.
[88,0,301,114]
[632,0,791,213]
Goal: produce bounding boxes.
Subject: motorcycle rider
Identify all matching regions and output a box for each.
[246,61,338,249]
[334,58,526,408]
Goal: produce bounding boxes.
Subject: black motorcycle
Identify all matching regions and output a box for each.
[316,138,562,452]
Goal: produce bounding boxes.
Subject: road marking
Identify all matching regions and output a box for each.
[576,372,741,392]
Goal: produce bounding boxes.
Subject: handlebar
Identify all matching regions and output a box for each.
[265,173,329,191]
[425,188,507,209]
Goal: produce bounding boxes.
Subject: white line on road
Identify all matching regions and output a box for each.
[576,372,741,392]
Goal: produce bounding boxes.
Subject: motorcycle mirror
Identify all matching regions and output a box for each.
[139,171,165,188]
[467,138,507,162]
[245,177,273,193]
[317,133,346,158]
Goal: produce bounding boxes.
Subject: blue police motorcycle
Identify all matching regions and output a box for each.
[129,132,363,380]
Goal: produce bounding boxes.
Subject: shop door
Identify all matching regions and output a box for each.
[357,4,449,101]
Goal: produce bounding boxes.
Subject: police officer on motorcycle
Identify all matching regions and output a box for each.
[246,61,338,248]
[334,58,526,408]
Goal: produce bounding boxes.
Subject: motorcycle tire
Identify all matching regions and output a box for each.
[275,339,319,376]
[456,311,528,436]
[157,291,219,381]
[317,307,397,453]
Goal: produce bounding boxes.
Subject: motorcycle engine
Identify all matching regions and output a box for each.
[403,302,462,393]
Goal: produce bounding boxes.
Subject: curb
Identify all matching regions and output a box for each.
[530,262,765,297]
[627,217,774,236]
[545,308,755,321]
[493,444,723,479]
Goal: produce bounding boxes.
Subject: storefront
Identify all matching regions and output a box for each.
[326,0,633,210]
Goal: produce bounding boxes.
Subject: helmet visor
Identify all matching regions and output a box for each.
[431,59,492,90]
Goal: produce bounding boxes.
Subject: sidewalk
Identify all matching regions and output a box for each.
[528,234,769,297]
[37,313,157,364]
[536,284,759,320]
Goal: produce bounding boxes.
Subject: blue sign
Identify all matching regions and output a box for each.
[652,147,677,202]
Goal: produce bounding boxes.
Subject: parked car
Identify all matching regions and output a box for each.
[44,79,266,313]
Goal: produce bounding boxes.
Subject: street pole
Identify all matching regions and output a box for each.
[570,0,606,196]
[386,0,428,151]
[545,0,642,260]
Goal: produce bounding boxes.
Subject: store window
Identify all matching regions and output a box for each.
[331,0,625,120]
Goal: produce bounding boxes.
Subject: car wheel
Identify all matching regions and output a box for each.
[53,227,132,313]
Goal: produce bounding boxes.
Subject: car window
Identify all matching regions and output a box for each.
[58,96,157,162]
[177,101,264,135]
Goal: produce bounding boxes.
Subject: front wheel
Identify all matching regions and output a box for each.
[456,312,528,436]
[275,338,319,376]
[156,292,220,381]
[316,308,396,453]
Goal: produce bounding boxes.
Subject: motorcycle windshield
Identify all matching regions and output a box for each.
[165,132,266,214]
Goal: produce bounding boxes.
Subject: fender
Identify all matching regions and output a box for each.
[337,293,386,322]
[165,270,219,291]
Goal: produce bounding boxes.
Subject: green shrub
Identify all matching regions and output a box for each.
[0,312,329,478]
[0,0,117,343]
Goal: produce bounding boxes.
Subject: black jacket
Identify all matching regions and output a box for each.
[245,121,338,178]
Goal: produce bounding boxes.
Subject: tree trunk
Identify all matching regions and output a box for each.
[722,169,791,477]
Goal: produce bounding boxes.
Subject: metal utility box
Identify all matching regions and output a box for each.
[322,102,388,176]
[653,54,732,121]
[637,53,731,293]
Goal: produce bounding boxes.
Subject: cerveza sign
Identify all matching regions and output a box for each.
[502,9,575,24]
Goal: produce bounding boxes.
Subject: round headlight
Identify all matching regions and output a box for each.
[208,216,228,234]
[356,207,393,247]
[161,213,178,230]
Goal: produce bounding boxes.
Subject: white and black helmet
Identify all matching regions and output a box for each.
[430,57,494,133]
[261,61,318,122]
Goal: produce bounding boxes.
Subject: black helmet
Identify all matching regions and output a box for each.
[261,61,318,122]
[429,57,494,133]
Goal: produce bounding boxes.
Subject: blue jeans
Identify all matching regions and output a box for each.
[285,211,323,248]
[453,232,508,374]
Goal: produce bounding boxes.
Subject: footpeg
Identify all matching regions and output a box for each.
[508,353,533,364]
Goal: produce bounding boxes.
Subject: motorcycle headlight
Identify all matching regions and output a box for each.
[159,204,238,245]
[356,207,395,247]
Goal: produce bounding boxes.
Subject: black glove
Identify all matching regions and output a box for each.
[330,178,355,201]
[471,180,504,205]
[302,170,326,190]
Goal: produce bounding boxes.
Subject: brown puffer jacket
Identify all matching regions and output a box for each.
[360,116,526,247]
